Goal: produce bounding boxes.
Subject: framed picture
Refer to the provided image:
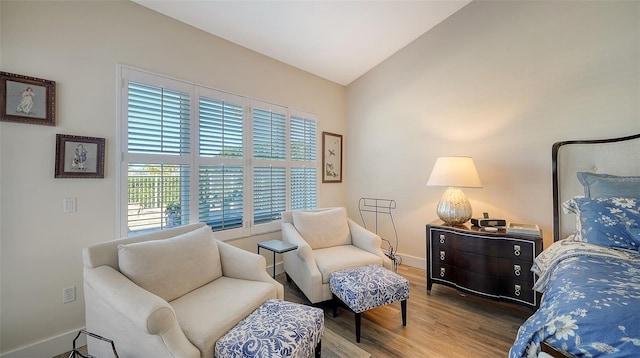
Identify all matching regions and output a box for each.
[1,72,56,126]
[322,131,342,183]
[55,134,105,178]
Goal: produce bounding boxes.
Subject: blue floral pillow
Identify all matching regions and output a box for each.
[563,197,640,250]
[577,172,640,199]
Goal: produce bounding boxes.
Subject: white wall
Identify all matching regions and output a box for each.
[3,0,640,355]
[346,1,640,267]
[0,1,346,356]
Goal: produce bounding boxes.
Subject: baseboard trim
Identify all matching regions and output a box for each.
[271,255,425,275]
[1,327,86,358]
[267,261,286,277]
[395,252,424,269]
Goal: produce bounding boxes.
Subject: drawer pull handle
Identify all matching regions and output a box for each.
[514,284,521,296]
[440,267,446,277]
[440,251,446,261]
[514,264,522,276]
[513,245,521,256]
[439,234,446,244]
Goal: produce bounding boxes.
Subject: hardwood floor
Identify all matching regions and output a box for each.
[283,264,532,357]
[55,265,531,357]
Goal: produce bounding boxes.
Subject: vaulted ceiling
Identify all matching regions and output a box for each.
[133,1,471,85]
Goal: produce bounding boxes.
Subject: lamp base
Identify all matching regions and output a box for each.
[436,187,473,225]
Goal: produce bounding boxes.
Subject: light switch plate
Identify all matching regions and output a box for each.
[63,198,76,213]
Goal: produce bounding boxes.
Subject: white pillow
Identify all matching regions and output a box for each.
[292,208,351,249]
[118,225,222,302]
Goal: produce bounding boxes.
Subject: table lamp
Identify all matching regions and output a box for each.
[426,156,482,225]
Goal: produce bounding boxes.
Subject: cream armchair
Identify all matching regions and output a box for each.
[83,223,283,358]
[282,207,392,303]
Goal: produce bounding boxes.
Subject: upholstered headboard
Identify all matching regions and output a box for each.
[552,133,640,242]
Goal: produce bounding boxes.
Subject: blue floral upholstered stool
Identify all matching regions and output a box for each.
[330,264,409,343]
[215,299,324,358]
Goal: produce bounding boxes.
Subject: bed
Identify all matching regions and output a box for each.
[509,133,640,358]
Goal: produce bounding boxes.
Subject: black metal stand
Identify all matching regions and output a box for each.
[358,197,401,271]
[68,330,119,358]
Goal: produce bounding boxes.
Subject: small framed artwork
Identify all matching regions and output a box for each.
[1,72,56,126]
[322,131,342,183]
[55,134,106,178]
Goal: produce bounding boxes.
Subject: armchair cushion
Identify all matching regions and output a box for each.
[118,225,222,302]
[292,207,351,249]
[313,245,385,284]
[170,277,278,358]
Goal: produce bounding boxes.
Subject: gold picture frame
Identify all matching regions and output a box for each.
[1,72,56,126]
[322,131,342,183]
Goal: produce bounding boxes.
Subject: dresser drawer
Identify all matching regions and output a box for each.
[431,230,455,247]
[499,277,534,304]
[431,246,455,265]
[456,269,499,295]
[456,252,501,276]
[455,235,500,256]
[499,258,534,282]
[431,263,455,281]
[499,239,536,261]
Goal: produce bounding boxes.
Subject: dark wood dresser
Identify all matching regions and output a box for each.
[426,221,543,308]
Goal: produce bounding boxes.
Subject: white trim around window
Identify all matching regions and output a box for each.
[116,65,318,239]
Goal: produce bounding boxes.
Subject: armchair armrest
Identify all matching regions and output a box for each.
[281,223,324,302]
[348,219,393,269]
[217,240,284,299]
[84,266,199,357]
[281,223,315,266]
[85,265,177,335]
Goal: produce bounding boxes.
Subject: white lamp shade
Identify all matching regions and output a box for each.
[426,156,482,188]
[427,156,482,225]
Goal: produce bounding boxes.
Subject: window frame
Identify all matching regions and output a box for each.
[117,65,319,239]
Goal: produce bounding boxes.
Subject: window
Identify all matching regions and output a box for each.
[118,67,318,238]
[197,89,246,233]
[290,113,317,210]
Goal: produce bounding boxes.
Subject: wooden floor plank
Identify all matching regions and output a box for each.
[283,264,532,358]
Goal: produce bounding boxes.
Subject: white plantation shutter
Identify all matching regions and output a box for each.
[199,97,243,158]
[251,102,287,231]
[253,166,286,224]
[197,90,246,234]
[124,74,192,235]
[290,113,317,210]
[290,115,316,161]
[291,167,316,210]
[128,82,191,155]
[253,107,286,160]
[119,66,318,237]
[198,165,244,231]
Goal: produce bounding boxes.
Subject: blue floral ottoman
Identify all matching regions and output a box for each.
[215,299,324,358]
[330,264,409,343]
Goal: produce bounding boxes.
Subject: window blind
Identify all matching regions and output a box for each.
[120,67,318,237]
[198,165,244,231]
[126,79,191,235]
[291,167,317,210]
[253,108,286,160]
[290,115,317,161]
[253,166,286,224]
[199,97,243,158]
[127,82,190,155]
[290,115,317,210]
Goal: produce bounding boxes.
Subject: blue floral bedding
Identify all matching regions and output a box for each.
[510,240,640,357]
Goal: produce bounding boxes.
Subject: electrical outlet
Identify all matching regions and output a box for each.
[63,286,76,304]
